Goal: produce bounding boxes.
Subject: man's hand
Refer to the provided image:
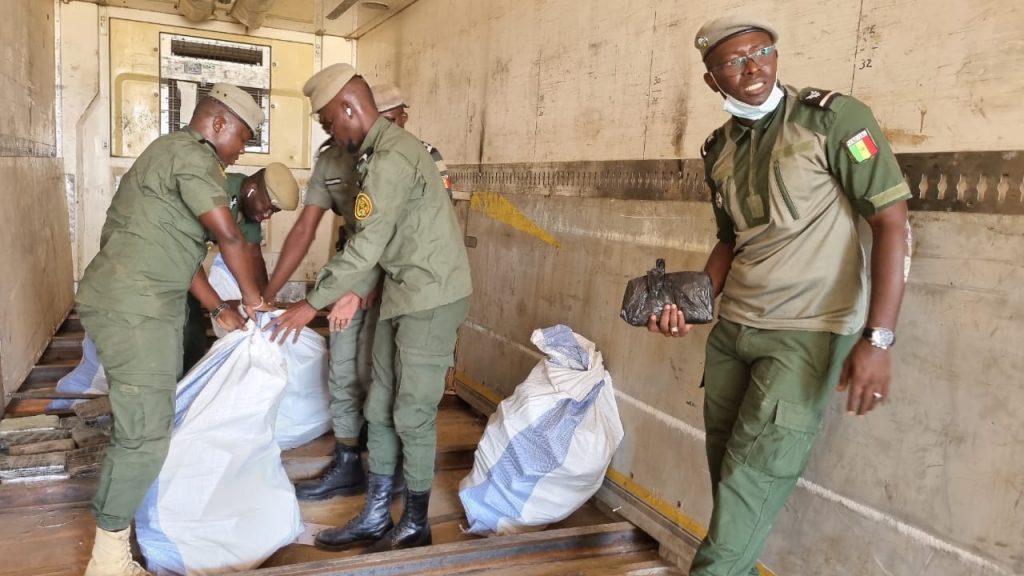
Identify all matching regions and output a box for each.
[214,307,248,333]
[646,304,693,338]
[243,297,275,321]
[266,300,318,344]
[328,292,362,332]
[837,339,891,416]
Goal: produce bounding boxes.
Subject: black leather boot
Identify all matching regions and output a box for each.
[363,488,432,554]
[390,454,406,495]
[314,473,395,551]
[294,443,367,501]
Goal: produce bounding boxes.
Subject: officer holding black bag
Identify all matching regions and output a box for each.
[641,15,912,576]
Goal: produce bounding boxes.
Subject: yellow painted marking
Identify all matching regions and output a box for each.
[455,372,776,576]
[469,191,560,249]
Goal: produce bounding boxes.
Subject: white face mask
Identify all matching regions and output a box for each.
[722,82,784,121]
[712,72,784,121]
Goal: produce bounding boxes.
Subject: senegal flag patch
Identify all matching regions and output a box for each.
[845,129,879,163]
[354,192,373,220]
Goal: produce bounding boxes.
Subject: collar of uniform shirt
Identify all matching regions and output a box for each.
[358,116,392,158]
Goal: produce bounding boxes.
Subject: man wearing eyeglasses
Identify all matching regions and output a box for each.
[648,16,912,575]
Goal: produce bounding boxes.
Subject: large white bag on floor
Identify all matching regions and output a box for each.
[207,253,331,450]
[136,317,304,576]
[458,325,624,536]
[48,334,109,411]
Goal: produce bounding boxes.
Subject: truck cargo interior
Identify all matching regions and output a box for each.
[1,1,1022,575]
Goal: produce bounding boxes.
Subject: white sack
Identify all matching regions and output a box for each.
[458,325,624,536]
[136,317,304,575]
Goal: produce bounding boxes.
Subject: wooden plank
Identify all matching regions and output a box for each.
[67,445,106,477]
[71,423,110,448]
[7,438,76,456]
[9,390,105,401]
[23,359,79,385]
[243,522,653,575]
[0,475,96,510]
[0,452,66,481]
[73,397,111,420]
[0,429,71,448]
[0,414,61,435]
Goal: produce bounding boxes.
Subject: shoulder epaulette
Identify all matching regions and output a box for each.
[317,137,335,152]
[798,87,842,110]
[700,129,720,159]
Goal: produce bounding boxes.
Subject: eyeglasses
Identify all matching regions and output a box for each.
[709,45,777,77]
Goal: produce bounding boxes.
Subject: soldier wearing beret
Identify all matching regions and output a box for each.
[262,86,378,503]
[649,16,912,575]
[77,83,274,576]
[268,63,472,554]
[182,162,299,373]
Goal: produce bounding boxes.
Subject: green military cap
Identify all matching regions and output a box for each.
[263,162,299,210]
[208,83,265,131]
[371,83,408,112]
[303,63,359,113]
[694,15,779,60]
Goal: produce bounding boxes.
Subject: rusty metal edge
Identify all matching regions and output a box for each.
[450,151,1024,215]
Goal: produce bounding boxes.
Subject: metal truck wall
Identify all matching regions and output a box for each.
[0,2,74,407]
[355,1,1024,575]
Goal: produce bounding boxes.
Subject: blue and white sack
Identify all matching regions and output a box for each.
[459,325,624,536]
[48,334,108,410]
[207,253,331,450]
[136,316,304,575]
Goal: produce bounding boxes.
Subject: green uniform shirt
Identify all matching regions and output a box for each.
[224,172,263,245]
[77,127,230,320]
[306,117,473,318]
[304,141,380,298]
[702,85,911,335]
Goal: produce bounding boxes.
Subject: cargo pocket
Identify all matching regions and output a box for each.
[745,399,821,478]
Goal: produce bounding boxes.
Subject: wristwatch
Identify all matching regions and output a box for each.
[210,302,229,319]
[862,327,895,350]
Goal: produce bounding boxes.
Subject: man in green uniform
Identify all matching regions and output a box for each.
[182,163,299,373]
[261,123,380,501]
[649,17,912,576]
[268,63,472,553]
[76,83,272,576]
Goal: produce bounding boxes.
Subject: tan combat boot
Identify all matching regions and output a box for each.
[84,526,152,576]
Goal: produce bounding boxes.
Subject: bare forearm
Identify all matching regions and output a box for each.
[704,241,736,297]
[249,244,269,293]
[264,206,325,301]
[865,204,910,329]
[199,207,261,305]
[189,269,222,311]
[220,237,261,304]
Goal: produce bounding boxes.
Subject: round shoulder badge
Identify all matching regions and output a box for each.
[354,192,373,220]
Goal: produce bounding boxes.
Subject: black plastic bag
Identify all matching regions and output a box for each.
[620,259,714,326]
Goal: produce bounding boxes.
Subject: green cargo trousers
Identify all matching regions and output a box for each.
[364,297,469,492]
[77,305,183,532]
[690,318,859,576]
[326,302,379,440]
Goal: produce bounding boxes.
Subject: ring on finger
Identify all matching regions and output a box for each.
[872,392,884,400]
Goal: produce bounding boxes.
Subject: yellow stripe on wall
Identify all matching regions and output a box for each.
[470,191,561,249]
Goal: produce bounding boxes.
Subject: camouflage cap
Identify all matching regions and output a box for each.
[371,83,409,112]
[207,83,265,131]
[263,162,299,210]
[694,16,779,60]
[303,63,359,113]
